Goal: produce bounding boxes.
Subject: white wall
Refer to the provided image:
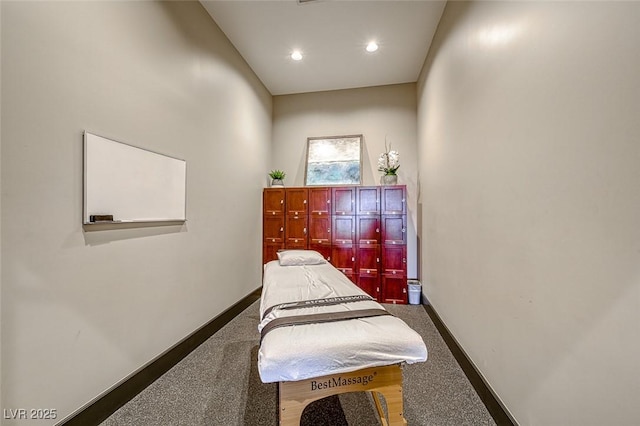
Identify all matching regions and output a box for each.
[1,2,271,424]
[0,1,3,416]
[272,84,419,278]
[417,2,640,425]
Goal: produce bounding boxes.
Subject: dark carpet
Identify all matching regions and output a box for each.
[101,302,495,425]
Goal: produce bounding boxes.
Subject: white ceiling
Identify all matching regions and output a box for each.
[200,0,446,96]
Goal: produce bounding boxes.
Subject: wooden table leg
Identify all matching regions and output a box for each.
[278,364,407,425]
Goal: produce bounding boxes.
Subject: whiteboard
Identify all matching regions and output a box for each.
[83,132,186,224]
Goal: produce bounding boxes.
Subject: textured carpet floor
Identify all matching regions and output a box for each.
[101,302,495,425]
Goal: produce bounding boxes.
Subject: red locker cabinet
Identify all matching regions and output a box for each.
[356,186,380,215]
[381,185,406,215]
[263,189,285,263]
[355,188,381,300]
[309,215,331,245]
[381,215,407,245]
[380,185,408,304]
[264,188,285,216]
[356,215,380,245]
[381,246,408,304]
[285,188,308,250]
[309,215,331,261]
[263,213,284,262]
[264,185,408,303]
[358,274,380,300]
[332,215,356,245]
[332,244,356,283]
[285,188,308,217]
[308,187,331,216]
[332,187,356,215]
[381,245,407,276]
[356,245,380,299]
[264,215,285,245]
[308,187,332,261]
[381,275,408,304]
[309,244,331,261]
[285,215,308,248]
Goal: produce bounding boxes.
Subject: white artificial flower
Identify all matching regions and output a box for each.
[377,143,400,175]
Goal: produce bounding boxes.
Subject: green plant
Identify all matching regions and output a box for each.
[269,169,286,180]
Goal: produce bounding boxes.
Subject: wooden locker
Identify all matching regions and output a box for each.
[381,215,407,245]
[357,245,379,270]
[381,275,408,304]
[263,244,283,264]
[308,187,331,216]
[264,188,285,216]
[356,186,380,216]
[309,244,331,261]
[356,215,380,245]
[285,215,308,248]
[285,188,308,216]
[332,187,356,215]
[332,215,356,245]
[331,245,356,282]
[357,274,380,300]
[381,186,406,215]
[381,245,407,275]
[356,186,380,215]
[264,215,285,244]
[308,215,331,245]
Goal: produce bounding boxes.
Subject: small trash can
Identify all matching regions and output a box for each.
[408,281,422,305]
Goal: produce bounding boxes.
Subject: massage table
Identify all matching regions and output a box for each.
[258,250,428,425]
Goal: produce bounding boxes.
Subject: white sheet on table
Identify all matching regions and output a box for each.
[258,260,428,383]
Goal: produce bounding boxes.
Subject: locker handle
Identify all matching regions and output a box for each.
[376,258,380,262]
[280,227,284,232]
[303,200,307,204]
[376,228,379,233]
[402,228,406,233]
[280,200,284,204]
[403,288,407,293]
[352,257,355,261]
[303,228,307,234]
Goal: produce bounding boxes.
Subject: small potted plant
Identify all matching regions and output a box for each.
[377,142,400,185]
[269,169,286,187]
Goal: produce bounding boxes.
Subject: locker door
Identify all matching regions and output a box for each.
[356,186,380,215]
[332,215,356,245]
[285,188,308,216]
[381,186,406,215]
[263,188,285,216]
[332,187,356,215]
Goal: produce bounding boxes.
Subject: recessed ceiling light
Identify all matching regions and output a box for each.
[291,50,303,61]
[366,42,379,53]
